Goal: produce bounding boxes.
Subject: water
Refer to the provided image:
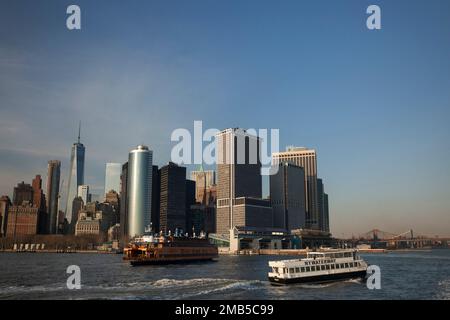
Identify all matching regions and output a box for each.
[0,250,449,299]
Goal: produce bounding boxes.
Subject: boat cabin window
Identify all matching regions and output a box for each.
[326,265,330,270]
[306,267,310,272]
[273,267,279,273]
[321,265,325,271]
[295,267,300,273]
[301,267,305,272]
[345,263,349,268]
[331,264,335,269]
[289,268,294,273]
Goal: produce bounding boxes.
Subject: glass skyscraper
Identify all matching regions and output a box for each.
[127,145,153,238]
[65,124,85,224]
[104,163,122,196]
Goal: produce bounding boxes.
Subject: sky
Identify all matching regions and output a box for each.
[0,0,449,237]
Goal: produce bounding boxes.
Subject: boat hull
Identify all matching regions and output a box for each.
[268,270,367,285]
[128,256,217,266]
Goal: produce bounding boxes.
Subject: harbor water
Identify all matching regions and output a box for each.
[0,249,449,300]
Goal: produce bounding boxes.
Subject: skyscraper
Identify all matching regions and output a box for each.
[190,169,215,204]
[119,162,128,244]
[270,162,306,231]
[127,145,153,238]
[272,147,319,230]
[159,162,187,234]
[65,123,85,224]
[77,185,89,205]
[323,193,330,233]
[216,128,272,234]
[32,175,47,234]
[46,160,61,234]
[104,163,122,196]
[0,196,11,237]
[13,181,33,206]
[151,165,160,232]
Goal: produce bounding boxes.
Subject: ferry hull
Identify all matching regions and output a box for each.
[268,270,367,285]
[128,256,216,266]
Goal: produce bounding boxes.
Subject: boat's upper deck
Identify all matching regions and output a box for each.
[268,249,360,268]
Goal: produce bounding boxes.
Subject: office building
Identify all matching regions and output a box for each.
[46,160,61,234]
[151,165,160,232]
[6,202,39,238]
[32,175,47,234]
[119,162,128,244]
[272,147,319,230]
[270,162,306,231]
[0,196,11,237]
[216,128,272,234]
[104,163,122,196]
[65,123,85,224]
[13,181,33,206]
[323,193,330,233]
[159,162,187,233]
[127,145,153,238]
[77,185,89,205]
[190,169,215,204]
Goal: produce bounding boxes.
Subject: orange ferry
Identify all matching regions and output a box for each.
[123,234,218,266]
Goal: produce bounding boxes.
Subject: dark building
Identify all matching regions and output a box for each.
[13,181,33,206]
[32,175,47,234]
[270,163,306,231]
[323,193,330,233]
[151,165,160,232]
[159,162,187,234]
[119,162,128,245]
[0,196,11,237]
[185,179,196,234]
[216,128,271,234]
[317,178,330,233]
[46,160,61,234]
[69,196,84,234]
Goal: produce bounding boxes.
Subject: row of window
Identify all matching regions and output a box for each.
[284,262,362,274]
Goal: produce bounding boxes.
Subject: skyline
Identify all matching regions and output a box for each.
[1,0,449,237]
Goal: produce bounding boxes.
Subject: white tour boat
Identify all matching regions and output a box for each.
[268,249,368,285]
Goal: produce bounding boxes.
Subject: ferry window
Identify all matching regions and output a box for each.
[306,267,310,272]
[289,268,294,273]
[340,264,345,268]
[295,268,300,273]
[336,264,340,269]
[321,265,325,270]
[331,264,335,269]
[301,267,305,272]
[345,263,349,268]
[311,266,316,271]
[326,265,330,270]
[273,267,278,273]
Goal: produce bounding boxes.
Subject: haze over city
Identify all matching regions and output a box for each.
[1,0,449,237]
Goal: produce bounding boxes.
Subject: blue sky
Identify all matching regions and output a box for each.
[0,0,449,236]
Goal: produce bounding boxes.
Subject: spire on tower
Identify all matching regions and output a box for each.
[77,121,81,143]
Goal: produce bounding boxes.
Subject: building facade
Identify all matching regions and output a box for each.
[13,181,33,206]
[6,202,39,238]
[272,147,319,230]
[190,169,216,204]
[77,185,89,205]
[0,196,11,237]
[270,163,306,231]
[159,162,187,234]
[46,160,61,234]
[127,145,153,238]
[32,175,47,234]
[119,162,128,244]
[216,128,265,234]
